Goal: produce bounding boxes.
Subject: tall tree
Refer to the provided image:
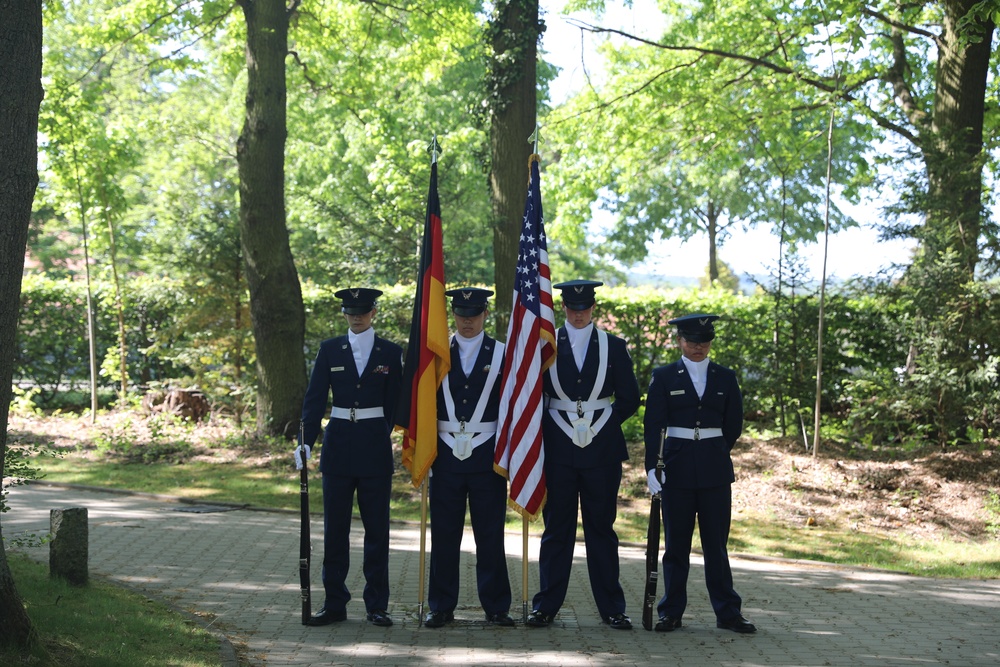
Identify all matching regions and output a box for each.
[544,5,869,280]
[282,1,490,288]
[235,0,306,437]
[0,0,43,650]
[562,1,996,278]
[486,0,546,331]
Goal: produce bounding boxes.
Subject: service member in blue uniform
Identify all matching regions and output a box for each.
[297,287,403,628]
[643,313,756,634]
[424,288,515,628]
[526,280,641,630]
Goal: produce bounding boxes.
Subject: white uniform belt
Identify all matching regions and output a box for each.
[668,426,723,441]
[437,420,497,435]
[545,397,613,415]
[330,406,385,422]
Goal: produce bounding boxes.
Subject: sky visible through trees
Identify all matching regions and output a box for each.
[541,0,918,281]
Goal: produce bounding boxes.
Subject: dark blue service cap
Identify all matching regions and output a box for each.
[668,313,720,343]
[553,279,603,310]
[446,287,493,317]
[335,287,383,315]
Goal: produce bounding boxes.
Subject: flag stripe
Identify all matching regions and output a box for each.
[398,163,450,487]
[494,154,556,519]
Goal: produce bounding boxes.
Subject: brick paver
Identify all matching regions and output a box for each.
[5,482,999,666]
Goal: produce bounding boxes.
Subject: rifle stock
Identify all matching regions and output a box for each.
[298,423,311,624]
[642,428,665,631]
[641,492,661,630]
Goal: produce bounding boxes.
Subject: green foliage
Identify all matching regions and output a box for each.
[93,413,194,464]
[700,260,741,293]
[15,275,101,399]
[986,491,1000,538]
[844,264,1000,447]
[1,444,48,515]
[542,0,873,277]
[20,274,998,446]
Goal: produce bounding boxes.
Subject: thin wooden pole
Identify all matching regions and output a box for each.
[418,478,429,625]
[522,515,529,622]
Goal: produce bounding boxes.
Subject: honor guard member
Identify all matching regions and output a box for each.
[424,288,515,628]
[643,314,756,634]
[298,287,402,628]
[526,279,641,630]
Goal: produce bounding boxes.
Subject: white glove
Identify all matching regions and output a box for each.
[646,469,662,495]
[294,444,311,470]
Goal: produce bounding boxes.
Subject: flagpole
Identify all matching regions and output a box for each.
[494,134,555,629]
[418,476,429,626]
[522,516,529,622]
[414,134,443,628]
[521,127,541,625]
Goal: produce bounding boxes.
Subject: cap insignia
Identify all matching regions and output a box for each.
[573,285,584,294]
[462,290,472,300]
[350,289,360,298]
[699,317,710,326]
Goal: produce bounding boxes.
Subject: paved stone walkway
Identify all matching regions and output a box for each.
[4,482,999,666]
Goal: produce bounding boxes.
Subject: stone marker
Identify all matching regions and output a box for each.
[50,507,88,585]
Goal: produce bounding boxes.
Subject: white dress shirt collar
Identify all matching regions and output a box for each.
[348,327,375,375]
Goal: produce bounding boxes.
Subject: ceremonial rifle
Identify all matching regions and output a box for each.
[298,422,312,624]
[641,429,665,631]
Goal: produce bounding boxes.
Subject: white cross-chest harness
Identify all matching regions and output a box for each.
[437,338,505,460]
[545,328,613,448]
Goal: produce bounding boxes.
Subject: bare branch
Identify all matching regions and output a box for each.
[564,18,921,146]
[861,6,941,44]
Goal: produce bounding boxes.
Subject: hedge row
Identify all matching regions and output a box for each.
[16,276,913,429]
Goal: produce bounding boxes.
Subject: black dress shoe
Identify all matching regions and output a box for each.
[485,611,516,627]
[603,612,632,629]
[525,610,555,627]
[366,609,393,627]
[305,607,347,626]
[655,615,682,632]
[717,614,756,634]
[424,610,454,628]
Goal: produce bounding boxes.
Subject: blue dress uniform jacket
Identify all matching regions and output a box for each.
[643,359,743,484]
[300,333,403,615]
[427,335,512,616]
[542,326,641,467]
[301,334,403,475]
[642,357,746,623]
[532,325,640,620]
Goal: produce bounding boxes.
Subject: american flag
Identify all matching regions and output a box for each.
[493,154,557,519]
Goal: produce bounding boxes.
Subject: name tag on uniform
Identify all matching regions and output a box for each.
[331,366,345,372]
[670,390,685,395]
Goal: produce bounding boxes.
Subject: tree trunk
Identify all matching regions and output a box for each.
[236,0,306,437]
[923,0,993,279]
[706,199,719,282]
[907,3,994,444]
[0,0,43,649]
[487,0,543,337]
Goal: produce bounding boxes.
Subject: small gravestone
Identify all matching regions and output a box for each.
[50,507,88,586]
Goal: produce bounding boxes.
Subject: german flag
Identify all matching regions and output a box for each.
[397,160,450,487]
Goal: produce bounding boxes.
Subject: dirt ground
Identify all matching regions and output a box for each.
[620,435,1000,543]
[9,413,1000,543]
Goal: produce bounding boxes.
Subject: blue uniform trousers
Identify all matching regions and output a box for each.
[320,473,391,612]
[532,462,626,618]
[427,468,511,614]
[658,483,742,621]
